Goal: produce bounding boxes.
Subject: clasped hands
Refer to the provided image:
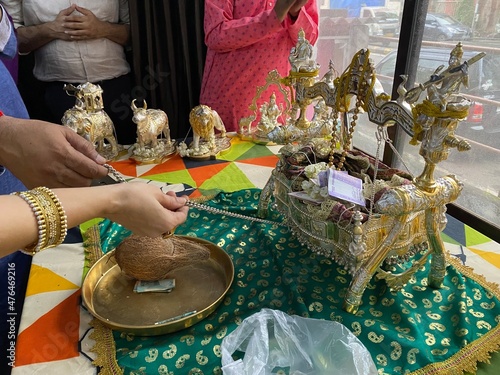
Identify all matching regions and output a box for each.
[50,4,110,41]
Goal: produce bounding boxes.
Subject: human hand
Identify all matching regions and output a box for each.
[62,5,109,40]
[288,0,309,18]
[103,184,189,237]
[274,0,309,21]
[46,5,77,41]
[0,116,108,188]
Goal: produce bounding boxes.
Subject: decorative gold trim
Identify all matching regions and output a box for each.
[89,318,124,375]
[83,225,104,269]
[83,225,124,375]
[408,254,500,375]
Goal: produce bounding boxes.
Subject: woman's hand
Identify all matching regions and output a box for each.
[103,183,190,238]
[274,0,309,22]
[288,0,309,19]
[0,183,189,255]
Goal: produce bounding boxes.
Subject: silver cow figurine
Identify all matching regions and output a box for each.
[131,99,171,148]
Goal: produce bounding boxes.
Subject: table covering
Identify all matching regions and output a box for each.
[11,137,500,374]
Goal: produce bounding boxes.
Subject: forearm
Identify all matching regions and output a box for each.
[0,115,17,167]
[0,194,40,256]
[98,22,129,46]
[50,185,121,231]
[16,23,57,53]
[0,185,117,257]
[204,1,281,52]
[0,182,189,257]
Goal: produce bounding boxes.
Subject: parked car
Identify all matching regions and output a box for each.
[374,48,500,148]
[424,13,473,41]
[360,7,400,37]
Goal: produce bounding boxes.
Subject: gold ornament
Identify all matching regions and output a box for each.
[177,104,230,160]
[257,40,482,314]
[61,82,120,160]
[130,99,176,164]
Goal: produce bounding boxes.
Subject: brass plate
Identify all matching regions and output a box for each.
[82,236,234,336]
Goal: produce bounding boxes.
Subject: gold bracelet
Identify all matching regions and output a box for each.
[13,190,48,254]
[35,187,68,248]
[30,187,67,248]
[12,187,68,254]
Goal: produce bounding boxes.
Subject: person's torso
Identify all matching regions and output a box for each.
[22,0,129,82]
[22,0,120,26]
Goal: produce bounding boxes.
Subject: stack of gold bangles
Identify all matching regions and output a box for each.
[12,186,68,255]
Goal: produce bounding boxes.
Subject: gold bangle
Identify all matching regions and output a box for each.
[13,191,49,254]
[30,187,68,248]
[33,187,68,249]
[12,187,68,254]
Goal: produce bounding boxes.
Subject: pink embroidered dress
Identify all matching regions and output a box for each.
[200,0,319,132]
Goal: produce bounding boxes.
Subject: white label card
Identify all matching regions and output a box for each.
[327,169,366,206]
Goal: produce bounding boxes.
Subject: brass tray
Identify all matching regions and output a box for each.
[82,236,234,336]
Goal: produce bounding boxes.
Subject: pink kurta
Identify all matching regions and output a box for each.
[200,0,319,132]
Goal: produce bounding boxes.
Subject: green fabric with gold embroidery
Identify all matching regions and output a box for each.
[97,189,500,375]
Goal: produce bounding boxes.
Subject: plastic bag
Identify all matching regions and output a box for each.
[221,308,377,375]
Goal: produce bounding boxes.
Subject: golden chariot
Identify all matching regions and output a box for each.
[255,31,482,314]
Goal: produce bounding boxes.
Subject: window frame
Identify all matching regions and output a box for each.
[379,0,500,243]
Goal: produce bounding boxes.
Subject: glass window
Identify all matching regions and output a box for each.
[317,0,500,236]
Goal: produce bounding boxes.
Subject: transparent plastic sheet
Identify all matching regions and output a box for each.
[221,308,377,375]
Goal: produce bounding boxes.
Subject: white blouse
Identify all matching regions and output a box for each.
[3,0,130,83]
[0,5,13,52]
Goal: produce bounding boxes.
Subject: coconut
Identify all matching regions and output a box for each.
[115,235,210,281]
